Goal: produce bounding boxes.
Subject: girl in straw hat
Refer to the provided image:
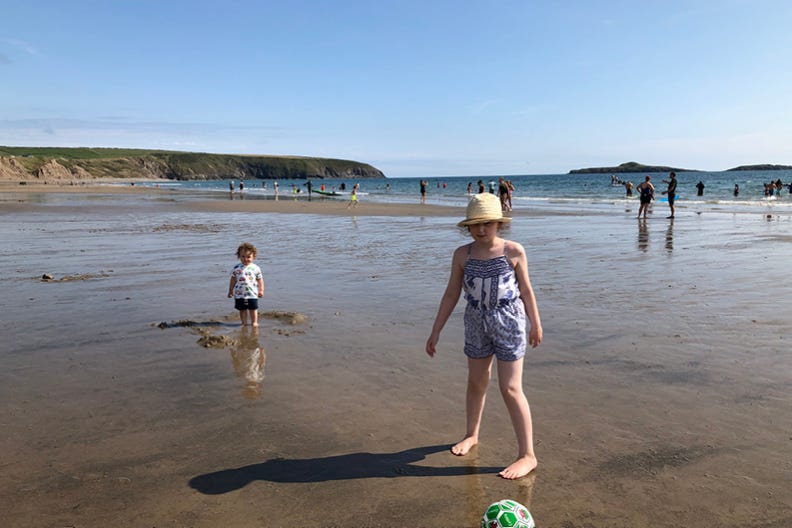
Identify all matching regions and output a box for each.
[426,192,542,480]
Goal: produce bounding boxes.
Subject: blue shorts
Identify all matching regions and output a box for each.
[463,300,527,361]
[234,298,259,311]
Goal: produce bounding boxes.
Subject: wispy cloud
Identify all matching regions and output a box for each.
[471,99,498,115]
[0,38,41,57]
[0,117,289,154]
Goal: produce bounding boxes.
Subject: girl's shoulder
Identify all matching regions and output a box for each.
[452,243,472,257]
[504,240,527,263]
[503,239,525,254]
[451,243,473,265]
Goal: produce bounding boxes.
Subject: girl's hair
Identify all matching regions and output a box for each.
[236,242,257,257]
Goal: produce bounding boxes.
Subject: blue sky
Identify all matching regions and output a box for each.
[2,1,791,177]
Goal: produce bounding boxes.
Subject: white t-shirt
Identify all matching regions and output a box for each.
[231,263,262,299]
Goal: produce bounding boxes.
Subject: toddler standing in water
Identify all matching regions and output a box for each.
[426,193,542,479]
[228,243,265,327]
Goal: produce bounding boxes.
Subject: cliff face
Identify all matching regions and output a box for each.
[0,148,386,181]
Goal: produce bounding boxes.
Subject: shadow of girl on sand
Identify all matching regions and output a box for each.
[189,444,502,494]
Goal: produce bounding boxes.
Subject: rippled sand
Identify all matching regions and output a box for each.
[1,188,791,527]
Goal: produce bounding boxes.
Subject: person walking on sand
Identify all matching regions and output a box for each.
[426,193,543,480]
[636,175,654,218]
[661,172,677,218]
[228,242,264,327]
[347,184,358,208]
[420,179,427,204]
[696,180,705,196]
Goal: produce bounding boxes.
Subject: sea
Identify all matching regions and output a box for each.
[135,169,792,215]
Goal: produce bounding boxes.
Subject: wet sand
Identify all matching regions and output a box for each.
[1,187,792,527]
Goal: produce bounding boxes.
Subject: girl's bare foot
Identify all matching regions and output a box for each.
[450,436,478,456]
[499,455,537,480]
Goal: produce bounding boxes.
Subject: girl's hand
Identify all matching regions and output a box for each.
[426,334,439,357]
[528,325,543,348]
[228,293,233,298]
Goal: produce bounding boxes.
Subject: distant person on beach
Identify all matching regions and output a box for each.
[228,242,264,327]
[625,181,634,197]
[636,176,654,218]
[488,180,496,194]
[426,193,543,480]
[477,180,485,193]
[239,181,245,192]
[273,181,279,195]
[734,184,739,197]
[661,172,677,218]
[420,179,427,204]
[696,181,704,196]
[229,181,234,192]
[498,177,509,211]
[347,184,358,208]
[305,180,313,196]
[467,182,473,195]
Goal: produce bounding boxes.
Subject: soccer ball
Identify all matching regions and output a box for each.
[480,499,535,528]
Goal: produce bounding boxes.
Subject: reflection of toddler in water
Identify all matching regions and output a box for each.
[231,327,266,399]
[227,243,264,327]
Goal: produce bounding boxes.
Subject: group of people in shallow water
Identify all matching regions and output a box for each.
[634,172,685,219]
[623,173,791,218]
[462,177,515,211]
[763,178,790,197]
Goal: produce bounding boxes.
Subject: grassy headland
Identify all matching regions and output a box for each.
[0,147,386,182]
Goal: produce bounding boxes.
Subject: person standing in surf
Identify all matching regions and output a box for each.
[636,175,655,219]
[661,172,678,218]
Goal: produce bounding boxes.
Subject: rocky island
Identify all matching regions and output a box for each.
[569,161,695,174]
[0,146,386,182]
[726,164,792,171]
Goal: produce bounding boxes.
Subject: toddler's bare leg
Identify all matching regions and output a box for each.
[251,309,259,327]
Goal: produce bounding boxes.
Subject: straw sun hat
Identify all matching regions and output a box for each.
[457,193,511,227]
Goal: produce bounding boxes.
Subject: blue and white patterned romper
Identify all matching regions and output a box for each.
[463,244,527,361]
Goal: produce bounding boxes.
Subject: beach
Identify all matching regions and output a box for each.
[1,185,791,527]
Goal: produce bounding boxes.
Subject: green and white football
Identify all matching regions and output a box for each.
[480,499,535,528]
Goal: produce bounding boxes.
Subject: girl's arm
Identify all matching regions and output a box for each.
[426,246,466,357]
[257,277,265,298]
[508,241,543,348]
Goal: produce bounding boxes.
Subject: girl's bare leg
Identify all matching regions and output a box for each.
[251,309,259,327]
[497,358,537,479]
[452,356,494,456]
[239,310,248,326]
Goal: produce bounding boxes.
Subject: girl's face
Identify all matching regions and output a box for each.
[468,221,499,243]
[239,251,256,265]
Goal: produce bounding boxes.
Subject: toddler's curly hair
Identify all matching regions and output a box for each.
[236,242,257,258]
